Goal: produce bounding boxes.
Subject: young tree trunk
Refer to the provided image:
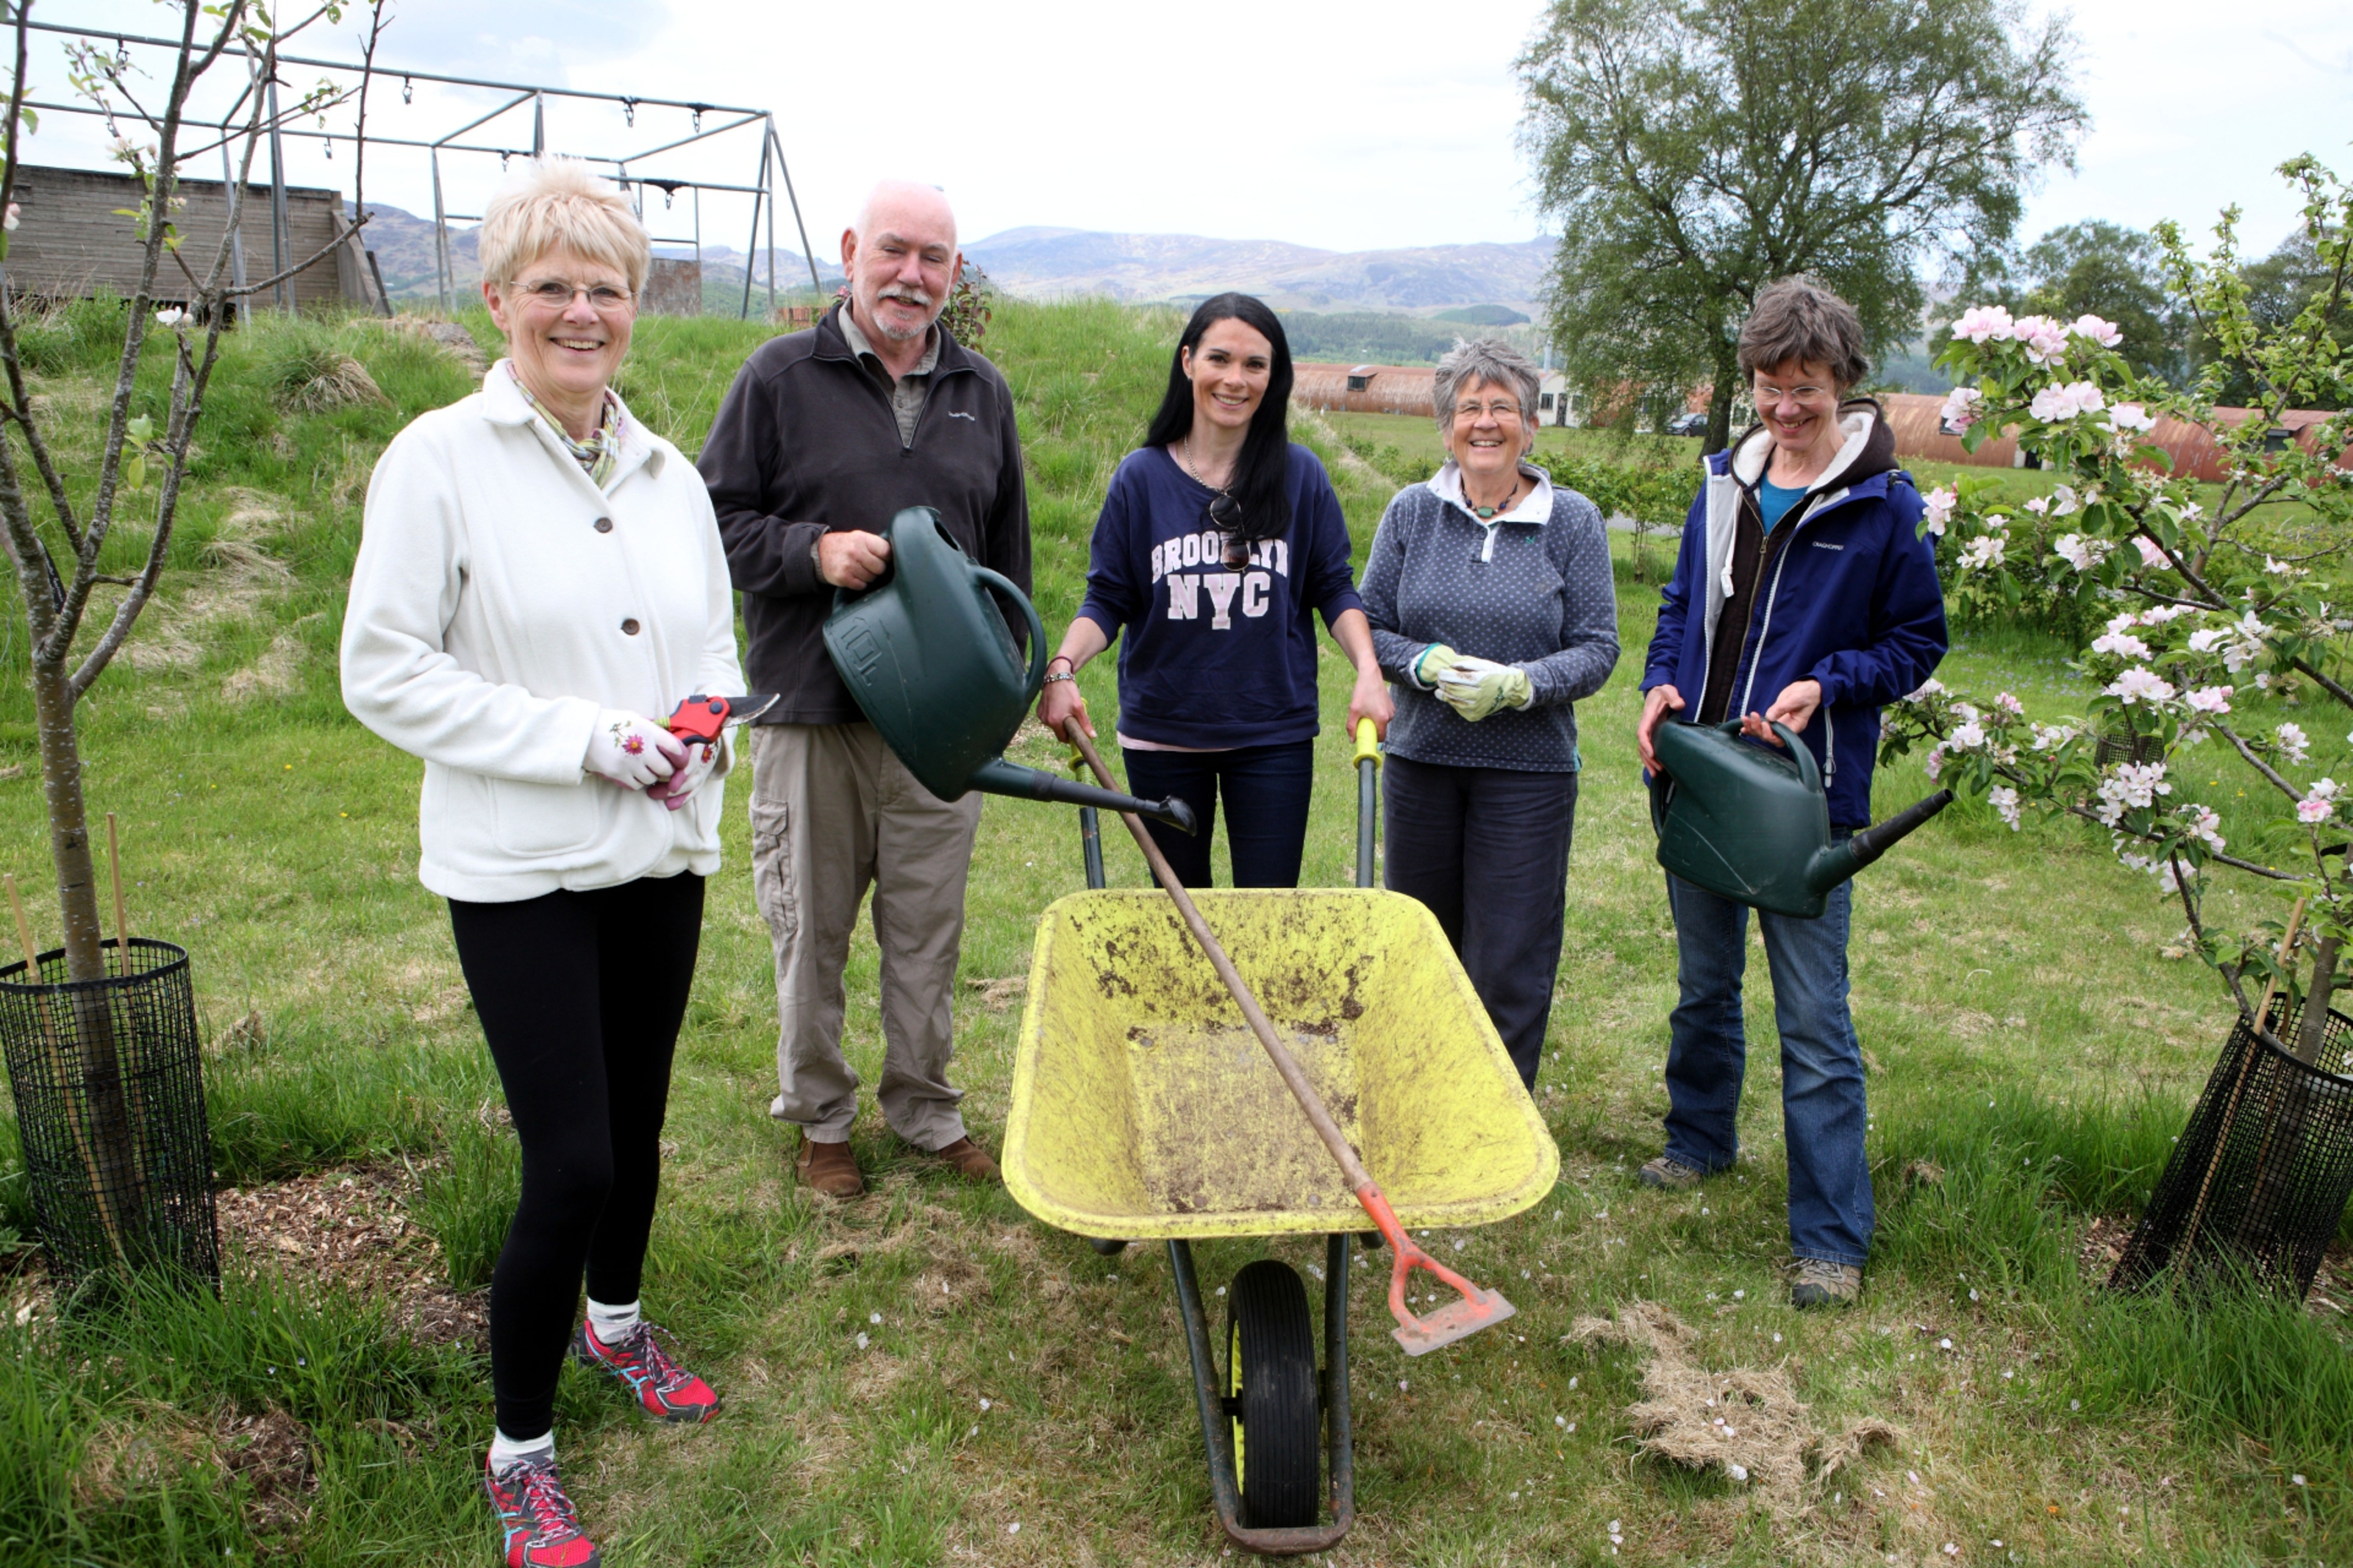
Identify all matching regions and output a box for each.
[1704,355,1739,455]
[27,651,143,1236]
[2296,934,2340,1064]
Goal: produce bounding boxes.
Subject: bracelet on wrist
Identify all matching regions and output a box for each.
[1042,670,1078,687]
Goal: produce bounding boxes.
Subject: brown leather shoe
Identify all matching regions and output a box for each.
[795,1134,865,1198]
[924,1136,1001,1182]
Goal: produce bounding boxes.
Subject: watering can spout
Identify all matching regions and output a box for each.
[967,759,1198,834]
[1805,790,1955,896]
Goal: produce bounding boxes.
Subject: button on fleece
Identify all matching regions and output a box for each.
[620,617,640,635]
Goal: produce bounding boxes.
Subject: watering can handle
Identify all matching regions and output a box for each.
[1713,716,1819,793]
[970,567,1050,704]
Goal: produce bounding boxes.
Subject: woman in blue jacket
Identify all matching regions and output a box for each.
[1036,293,1390,887]
[1632,276,1949,1310]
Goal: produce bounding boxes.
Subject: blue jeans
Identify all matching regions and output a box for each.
[1663,860,1873,1268]
[1120,740,1316,889]
[1382,754,1577,1089]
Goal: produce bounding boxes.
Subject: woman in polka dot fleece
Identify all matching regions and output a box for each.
[1357,337,1621,1088]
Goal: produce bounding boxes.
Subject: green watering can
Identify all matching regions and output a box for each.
[1649,719,1952,919]
[823,506,1198,832]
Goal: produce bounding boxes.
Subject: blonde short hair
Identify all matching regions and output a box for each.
[477,157,651,297]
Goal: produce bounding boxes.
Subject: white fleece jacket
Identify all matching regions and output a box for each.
[341,362,747,901]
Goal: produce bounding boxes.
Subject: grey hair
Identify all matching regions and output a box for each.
[1432,337,1543,450]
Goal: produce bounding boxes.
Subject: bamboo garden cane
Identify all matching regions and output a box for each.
[106,813,130,978]
[1060,720,1516,1353]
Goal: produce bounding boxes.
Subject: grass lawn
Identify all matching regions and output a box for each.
[0,298,2347,1566]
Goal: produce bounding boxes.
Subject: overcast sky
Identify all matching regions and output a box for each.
[34,0,2353,268]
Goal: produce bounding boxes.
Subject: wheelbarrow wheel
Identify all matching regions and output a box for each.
[1225,1259,1321,1529]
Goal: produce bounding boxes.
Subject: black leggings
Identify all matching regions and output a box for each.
[448,872,704,1441]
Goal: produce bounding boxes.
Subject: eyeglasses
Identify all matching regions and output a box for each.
[1754,383,1832,407]
[1454,398,1523,421]
[512,278,635,312]
[1208,493,1252,569]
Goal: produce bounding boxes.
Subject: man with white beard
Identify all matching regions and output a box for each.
[699,180,1030,1197]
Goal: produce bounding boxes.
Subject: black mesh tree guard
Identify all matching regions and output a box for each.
[2111,998,2353,1300]
[0,937,217,1290]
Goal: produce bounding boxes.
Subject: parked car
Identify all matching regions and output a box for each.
[1665,410,1708,437]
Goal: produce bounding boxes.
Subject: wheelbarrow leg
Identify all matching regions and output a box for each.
[1167,1238,1357,1556]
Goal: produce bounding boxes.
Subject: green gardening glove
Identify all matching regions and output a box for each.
[1412,642,1461,687]
[1435,656,1533,722]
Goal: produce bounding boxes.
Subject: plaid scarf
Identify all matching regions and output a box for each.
[509,365,624,489]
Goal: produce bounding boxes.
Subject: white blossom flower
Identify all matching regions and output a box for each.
[153,307,186,327]
[2106,667,2176,706]
[2052,533,2110,571]
[2312,778,2340,801]
[1958,532,2007,571]
[1922,486,1957,537]
[2139,604,2193,624]
[2029,381,2107,421]
[2107,403,2157,434]
[2134,536,2168,568]
[1989,784,2021,830]
[2184,685,2233,715]
[2179,804,2225,851]
[2049,484,2081,517]
[1949,720,1988,751]
[2095,761,2171,826]
[2069,314,2124,348]
[1922,745,1946,781]
[2030,721,2079,752]
[1907,677,1946,700]
[2277,722,2311,765]
[1940,385,1985,435]
[2090,631,2151,659]
[1995,691,2025,715]
[2024,495,2051,516]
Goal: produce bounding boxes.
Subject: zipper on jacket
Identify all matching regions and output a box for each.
[1824,709,1835,782]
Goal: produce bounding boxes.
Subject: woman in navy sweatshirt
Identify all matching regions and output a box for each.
[1035,293,1390,887]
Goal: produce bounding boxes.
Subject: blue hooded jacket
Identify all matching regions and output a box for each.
[1641,401,1949,827]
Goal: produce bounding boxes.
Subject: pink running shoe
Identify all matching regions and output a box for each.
[570,1320,722,1424]
[482,1453,600,1568]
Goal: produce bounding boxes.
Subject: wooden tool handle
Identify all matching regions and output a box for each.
[1062,722,1377,1193]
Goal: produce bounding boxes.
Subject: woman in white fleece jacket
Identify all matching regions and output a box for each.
[340,159,740,1566]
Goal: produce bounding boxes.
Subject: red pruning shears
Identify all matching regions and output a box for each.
[665,693,780,755]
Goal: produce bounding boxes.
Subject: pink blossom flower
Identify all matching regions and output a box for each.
[2013,315,2070,365]
[1958,533,2006,570]
[1951,305,2015,343]
[2029,382,2107,422]
[2300,797,2335,825]
[2024,495,2051,516]
[2107,404,2156,434]
[1949,721,1988,751]
[2133,536,2168,568]
[2105,667,2176,706]
[2185,686,2232,715]
[1940,385,1985,435]
[2090,631,2152,659]
[1995,692,2026,715]
[2052,534,2107,571]
[2069,315,2124,348]
[1989,785,2022,831]
[1907,678,1947,700]
[2277,722,2310,764]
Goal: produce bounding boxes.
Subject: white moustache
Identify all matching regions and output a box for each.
[879,287,934,309]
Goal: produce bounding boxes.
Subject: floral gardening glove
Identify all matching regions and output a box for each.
[648,733,721,812]
[585,709,685,790]
[1435,656,1533,723]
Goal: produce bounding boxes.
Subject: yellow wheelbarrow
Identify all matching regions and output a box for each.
[1003,722,1559,1554]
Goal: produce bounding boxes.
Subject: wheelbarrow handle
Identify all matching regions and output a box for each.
[1354,717,1379,890]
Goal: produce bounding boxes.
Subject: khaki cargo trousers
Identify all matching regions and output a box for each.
[749,723,981,1150]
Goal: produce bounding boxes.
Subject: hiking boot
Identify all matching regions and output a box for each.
[571,1320,721,1425]
[1790,1257,1862,1309]
[923,1136,1001,1182]
[1638,1154,1705,1191]
[483,1453,601,1568]
[796,1134,865,1198]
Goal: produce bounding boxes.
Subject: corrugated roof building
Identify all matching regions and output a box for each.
[1880,393,2350,482]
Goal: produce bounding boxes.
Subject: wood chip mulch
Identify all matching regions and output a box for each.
[213,1164,488,1348]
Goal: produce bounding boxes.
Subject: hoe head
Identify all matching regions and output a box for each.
[1386,1239,1517,1356]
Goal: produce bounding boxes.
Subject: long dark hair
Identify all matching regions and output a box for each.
[1143,293,1295,541]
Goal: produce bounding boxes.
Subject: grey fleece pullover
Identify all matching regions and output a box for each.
[1358,466,1621,772]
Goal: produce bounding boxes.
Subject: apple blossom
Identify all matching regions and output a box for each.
[1950,304,2014,343]
[2095,762,2171,825]
[2299,797,2335,826]
[2029,382,2107,422]
[2105,667,2176,705]
[2049,484,2081,517]
[2030,721,2079,751]
[154,307,186,327]
[1958,533,2007,571]
[2133,536,2168,568]
[1922,487,1956,537]
[2138,604,2192,624]
[2068,314,2124,348]
[2052,534,2110,571]
[2090,631,2152,659]
[2185,686,2233,715]
[1939,385,1985,435]
[2107,404,2156,434]
[2024,495,2050,516]
[1995,692,2026,715]
[1949,720,1988,751]
[2277,722,2311,765]
[1989,784,2022,830]
[1907,677,1946,700]
[2013,315,2070,365]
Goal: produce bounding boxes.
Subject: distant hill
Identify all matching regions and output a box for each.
[349,200,838,309]
[963,227,1555,315]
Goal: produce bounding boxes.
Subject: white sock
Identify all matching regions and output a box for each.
[489,1428,554,1473]
[586,1297,642,1345]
